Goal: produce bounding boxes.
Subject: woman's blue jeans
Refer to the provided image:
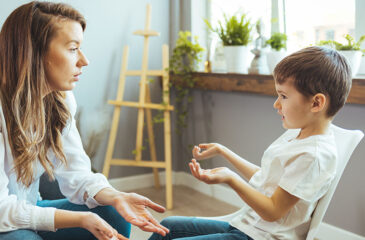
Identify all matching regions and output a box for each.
[148,216,253,240]
[0,198,131,240]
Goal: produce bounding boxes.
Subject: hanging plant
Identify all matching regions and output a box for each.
[170,31,204,134]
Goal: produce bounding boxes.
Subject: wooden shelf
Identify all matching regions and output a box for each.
[174,72,365,105]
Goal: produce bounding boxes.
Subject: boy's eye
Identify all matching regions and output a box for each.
[280,94,287,99]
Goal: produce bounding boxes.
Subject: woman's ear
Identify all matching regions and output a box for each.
[311,93,327,113]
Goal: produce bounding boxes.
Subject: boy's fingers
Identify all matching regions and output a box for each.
[189,162,198,178]
[190,161,202,180]
[198,143,209,149]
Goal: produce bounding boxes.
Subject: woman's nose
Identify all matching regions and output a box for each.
[78,51,89,67]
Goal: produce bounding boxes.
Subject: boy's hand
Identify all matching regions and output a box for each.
[192,143,224,160]
[189,158,236,185]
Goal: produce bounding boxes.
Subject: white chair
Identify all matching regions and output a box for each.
[202,124,364,240]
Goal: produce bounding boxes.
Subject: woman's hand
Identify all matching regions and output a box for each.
[79,212,128,240]
[192,143,224,161]
[94,188,169,236]
[189,158,237,185]
[110,192,169,236]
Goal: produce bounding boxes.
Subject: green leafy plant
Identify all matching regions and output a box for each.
[205,13,253,46]
[317,34,365,53]
[170,31,204,134]
[266,32,287,51]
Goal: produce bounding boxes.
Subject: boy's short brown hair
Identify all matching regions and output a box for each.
[273,46,352,117]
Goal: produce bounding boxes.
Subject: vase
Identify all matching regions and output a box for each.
[223,46,251,73]
[266,50,287,74]
[338,50,362,77]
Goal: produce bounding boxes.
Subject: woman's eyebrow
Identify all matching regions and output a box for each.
[66,40,80,45]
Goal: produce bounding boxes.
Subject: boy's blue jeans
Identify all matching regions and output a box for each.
[148,216,253,240]
[0,198,131,240]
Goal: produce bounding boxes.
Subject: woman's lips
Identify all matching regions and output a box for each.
[73,72,82,81]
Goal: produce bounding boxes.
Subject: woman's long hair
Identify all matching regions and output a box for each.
[0,1,86,187]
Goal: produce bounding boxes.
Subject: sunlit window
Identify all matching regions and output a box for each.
[210,0,355,50]
[285,0,355,52]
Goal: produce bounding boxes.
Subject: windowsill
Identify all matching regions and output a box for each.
[178,72,365,105]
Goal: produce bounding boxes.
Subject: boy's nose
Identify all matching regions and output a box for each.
[273,98,280,109]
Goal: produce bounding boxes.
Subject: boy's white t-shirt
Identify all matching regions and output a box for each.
[230,127,337,240]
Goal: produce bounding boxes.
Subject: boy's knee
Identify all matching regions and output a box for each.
[160,216,190,229]
[160,216,178,227]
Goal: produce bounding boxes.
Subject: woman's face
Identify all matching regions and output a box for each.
[44,20,89,94]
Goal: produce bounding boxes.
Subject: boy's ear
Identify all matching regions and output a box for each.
[311,93,327,113]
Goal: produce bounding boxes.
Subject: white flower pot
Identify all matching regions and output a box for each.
[266,50,288,74]
[223,46,250,73]
[338,50,362,77]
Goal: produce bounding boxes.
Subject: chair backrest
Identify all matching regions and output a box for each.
[306,124,364,240]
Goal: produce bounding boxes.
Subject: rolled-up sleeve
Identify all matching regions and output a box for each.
[54,91,112,208]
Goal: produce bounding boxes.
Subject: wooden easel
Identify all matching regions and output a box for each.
[102,4,174,209]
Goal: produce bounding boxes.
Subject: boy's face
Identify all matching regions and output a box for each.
[273,79,314,129]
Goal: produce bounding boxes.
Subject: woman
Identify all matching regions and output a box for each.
[0,2,169,240]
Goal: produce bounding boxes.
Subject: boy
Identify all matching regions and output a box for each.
[148,46,352,240]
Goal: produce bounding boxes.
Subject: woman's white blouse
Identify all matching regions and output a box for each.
[0,91,112,232]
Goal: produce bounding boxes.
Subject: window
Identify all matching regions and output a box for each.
[207,0,365,76]
[285,0,355,52]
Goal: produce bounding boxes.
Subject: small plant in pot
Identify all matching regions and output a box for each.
[266,32,287,73]
[318,34,365,77]
[205,13,253,73]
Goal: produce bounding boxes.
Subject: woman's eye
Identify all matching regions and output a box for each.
[70,48,78,52]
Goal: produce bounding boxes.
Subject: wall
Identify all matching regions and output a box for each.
[178,89,365,236]
[0,0,170,178]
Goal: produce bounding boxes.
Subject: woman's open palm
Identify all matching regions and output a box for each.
[112,193,169,236]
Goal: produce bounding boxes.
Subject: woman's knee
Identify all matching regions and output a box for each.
[93,205,131,237]
[0,230,42,240]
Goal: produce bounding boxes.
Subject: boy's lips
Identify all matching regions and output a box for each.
[277,111,284,120]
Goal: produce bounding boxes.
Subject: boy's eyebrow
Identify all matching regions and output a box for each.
[276,90,286,94]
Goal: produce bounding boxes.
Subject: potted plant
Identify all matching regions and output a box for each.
[170,31,204,134]
[206,13,253,73]
[318,34,365,77]
[266,32,288,73]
